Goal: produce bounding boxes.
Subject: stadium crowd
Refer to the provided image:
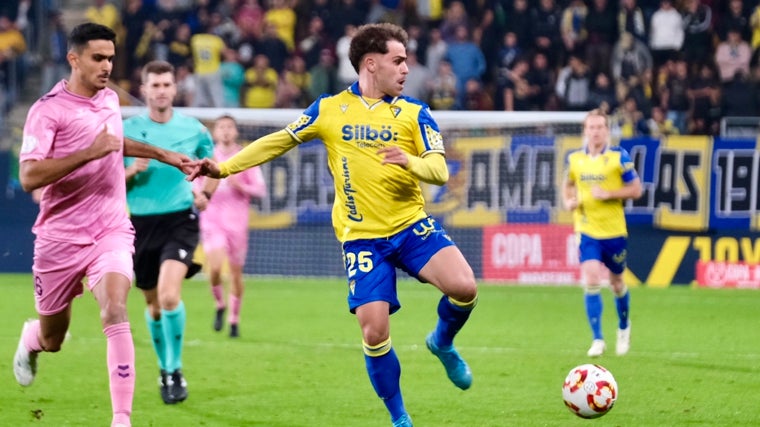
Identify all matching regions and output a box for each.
[2,0,760,137]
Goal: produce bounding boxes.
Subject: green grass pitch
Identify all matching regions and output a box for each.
[1,273,759,426]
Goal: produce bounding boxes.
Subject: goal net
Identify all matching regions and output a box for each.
[121,107,587,283]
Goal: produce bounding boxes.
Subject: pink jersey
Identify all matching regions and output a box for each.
[19,81,131,244]
[199,144,267,236]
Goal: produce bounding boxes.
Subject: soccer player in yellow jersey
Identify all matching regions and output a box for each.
[187,23,478,427]
[562,109,643,358]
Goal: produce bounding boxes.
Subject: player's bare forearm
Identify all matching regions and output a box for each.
[19,152,93,192]
[22,125,123,191]
[124,138,193,173]
[562,178,579,211]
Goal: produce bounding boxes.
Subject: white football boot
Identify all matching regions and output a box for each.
[586,339,606,357]
[13,320,39,386]
[616,323,631,356]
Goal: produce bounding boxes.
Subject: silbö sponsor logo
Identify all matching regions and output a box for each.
[341,124,397,143]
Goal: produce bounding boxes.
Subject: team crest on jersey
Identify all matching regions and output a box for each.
[287,114,312,133]
[340,104,348,113]
[423,124,444,150]
[390,106,401,117]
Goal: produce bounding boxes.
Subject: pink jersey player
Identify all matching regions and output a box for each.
[199,115,266,337]
[13,23,193,427]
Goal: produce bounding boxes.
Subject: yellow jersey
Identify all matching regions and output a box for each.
[221,83,446,242]
[565,146,638,239]
[190,33,224,75]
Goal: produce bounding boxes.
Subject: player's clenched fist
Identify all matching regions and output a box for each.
[88,124,122,159]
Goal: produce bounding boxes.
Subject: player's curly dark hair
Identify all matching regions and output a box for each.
[68,23,116,53]
[349,23,408,73]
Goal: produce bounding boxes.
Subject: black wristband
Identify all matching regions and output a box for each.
[202,191,213,200]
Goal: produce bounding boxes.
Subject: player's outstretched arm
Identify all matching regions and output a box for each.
[123,137,194,174]
[20,125,121,191]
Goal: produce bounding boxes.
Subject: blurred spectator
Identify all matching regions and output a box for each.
[584,0,616,76]
[681,0,713,67]
[85,0,125,79]
[529,0,562,68]
[190,25,225,107]
[336,24,358,88]
[235,21,260,69]
[444,24,486,109]
[588,72,617,113]
[751,4,760,51]
[560,0,587,56]
[308,48,337,100]
[527,52,555,110]
[439,1,468,43]
[243,53,278,108]
[175,63,197,107]
[501,57,532,111]
[123,0,152,74]
[687,64,721,135]
[425,27,447,76]
[265,0,297,52]
[298,15,332,70]
[649,0,683,69]
[495,32,522,83]
[167,23,192,69]
[220,47,245,107]
[661,59,690,134]
[714,29,751,83]
[610,95,647,137]
[428,59,457,110]
[277,55,310,108]
[504,0,531,50]
[403,50,432,102]
[476,9,500,85]
[555,54,591,111]
[463,79,493,111]
[0,14,26,114]
[645,105,680,137]
[618,0,647,44]
[720,71,755,116]
[38,10,68,96]
[406,24,428,64]
[611,32,652,84]
[718,0,749,42]
[328,0,366,41]
[416,0,444,28]
[235,0,264,41]
[258,21,290,73]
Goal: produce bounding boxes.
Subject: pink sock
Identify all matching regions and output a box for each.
[23,320,43,352]
[104,322,134,427]
[228,294,241,325]
[211,285,225,310]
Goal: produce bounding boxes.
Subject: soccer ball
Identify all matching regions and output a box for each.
[562,364,618,419]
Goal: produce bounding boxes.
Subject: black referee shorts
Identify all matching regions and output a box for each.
[131,208,202,290]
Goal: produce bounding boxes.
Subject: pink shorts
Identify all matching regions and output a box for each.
[201,227,248,267]
[32,229,134,316]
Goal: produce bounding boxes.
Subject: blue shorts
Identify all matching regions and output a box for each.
[342,216,455,314]
[578,234,627,275]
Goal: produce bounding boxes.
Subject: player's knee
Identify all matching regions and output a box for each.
[100,300,128,325]
[450,273,478,303]
[361,328,389,347]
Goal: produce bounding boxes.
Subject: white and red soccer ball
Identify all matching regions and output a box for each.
[562,364,618,419]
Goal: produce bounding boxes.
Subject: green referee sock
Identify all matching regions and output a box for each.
[162,301,186,372]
